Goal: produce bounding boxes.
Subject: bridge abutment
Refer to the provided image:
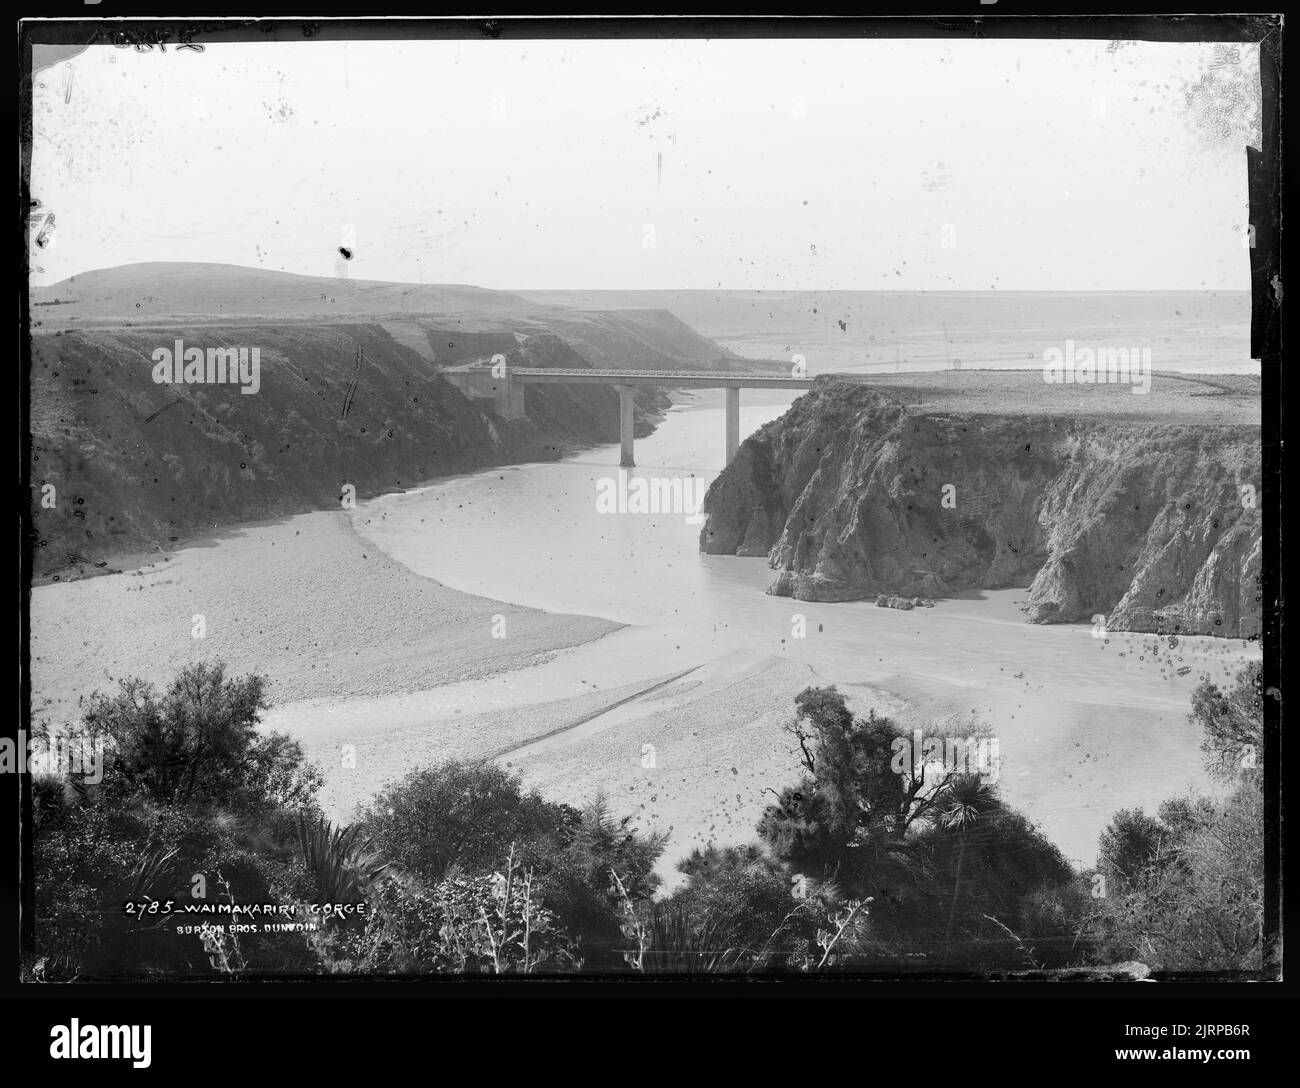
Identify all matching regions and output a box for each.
[443,365,526,419]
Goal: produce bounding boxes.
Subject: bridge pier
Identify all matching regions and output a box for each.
[495,369,525,420]
[725,386,740,463]
[509,368,820,468]
[615,384,636,467]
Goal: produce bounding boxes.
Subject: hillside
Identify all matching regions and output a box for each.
[31,263,535,323]
[30,324,663,581]
[700,379,1262,639]
[28,263,759,578]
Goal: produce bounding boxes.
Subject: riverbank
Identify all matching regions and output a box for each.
[29,508,622,721]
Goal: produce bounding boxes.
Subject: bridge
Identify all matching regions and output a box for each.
[443,365,817,466]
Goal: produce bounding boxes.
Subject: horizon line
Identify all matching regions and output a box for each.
[31,261,1252,296]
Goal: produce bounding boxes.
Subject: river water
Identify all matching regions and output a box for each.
[350,389,1259,867]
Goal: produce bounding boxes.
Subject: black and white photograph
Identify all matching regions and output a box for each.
[17,13,1279,1004]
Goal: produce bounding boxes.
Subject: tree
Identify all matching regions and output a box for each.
[78,662,320,814]
[934,775,1001,957]
[757,686,969,888]
[358,760,563,884]
[1092,785,1262,970]
[757,687,909,884]
[1097,808,1168,893]
[670,843,797,961]
[542,793,666,948]
[1192,661,1262,782]
[1089,664,1265,971]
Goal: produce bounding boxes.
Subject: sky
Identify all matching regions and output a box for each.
[28,35,1261,291]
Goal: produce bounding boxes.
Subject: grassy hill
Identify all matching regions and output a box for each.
[32,262,534,324]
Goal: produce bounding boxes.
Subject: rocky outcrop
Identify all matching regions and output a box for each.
[877,595,933,610]
[700,382,1261,639]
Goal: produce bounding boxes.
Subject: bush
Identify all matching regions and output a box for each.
[1097,808,1168,894]
[32,661,324,977]
[33,798,316,977]
[358,761,564,884]
[345,848,577,974]
[671,843,797,960]
[357,763,664,966]
[537,794,665,957]
[1090,783,1262,971]
[77,662,322,814]
[1087,663,1265,971]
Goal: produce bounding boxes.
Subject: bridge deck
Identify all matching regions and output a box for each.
[508,368,817,389]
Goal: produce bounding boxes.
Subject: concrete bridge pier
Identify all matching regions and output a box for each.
[725,386,740,463]
[495,370,525,420]
[615,384,636,467]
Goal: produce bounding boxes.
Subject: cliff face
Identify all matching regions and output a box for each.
[31,263,759,578]
[27,325,660,579]
[700,383,1261,639]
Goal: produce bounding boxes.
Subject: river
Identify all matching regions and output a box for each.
[342,388,1259,868]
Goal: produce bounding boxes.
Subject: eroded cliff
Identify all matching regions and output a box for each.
[700,381,1261,638]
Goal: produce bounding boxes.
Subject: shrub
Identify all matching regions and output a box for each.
[357,763,664,964]
[348,848,577,974]
[358,760,563,883]
[1086,664,1265,971]
[77,662,321,814]
[31,661,325,978]
[1090,782,1263,971]
[671,843,796,959]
